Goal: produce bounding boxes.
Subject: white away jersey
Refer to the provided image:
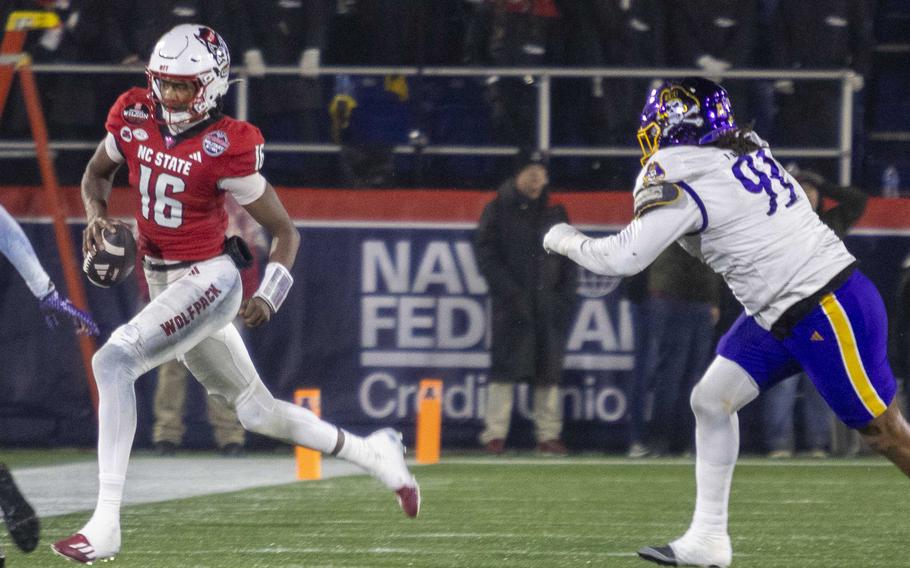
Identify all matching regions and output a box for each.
[633,144,855,329]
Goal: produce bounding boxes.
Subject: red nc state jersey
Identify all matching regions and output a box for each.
[105,88,265,261]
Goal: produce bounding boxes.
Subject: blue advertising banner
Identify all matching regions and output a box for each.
[277,224,638,451]
[1,185,908,452]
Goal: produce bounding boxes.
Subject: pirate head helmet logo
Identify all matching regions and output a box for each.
[659,86,704,135]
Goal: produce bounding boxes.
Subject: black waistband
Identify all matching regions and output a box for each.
[142,258,196,272]
[769,262,858,340]
[142,237,252,272]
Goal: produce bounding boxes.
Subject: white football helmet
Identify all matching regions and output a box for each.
[146,24,230,127]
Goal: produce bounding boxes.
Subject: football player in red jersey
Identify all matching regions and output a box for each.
[52,24,420,565]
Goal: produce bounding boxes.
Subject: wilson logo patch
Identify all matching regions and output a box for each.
[122,102,150,125]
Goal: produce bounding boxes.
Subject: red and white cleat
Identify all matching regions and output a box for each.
[396,484,421,518]
[365,428,422,518]
[51,534,116,565]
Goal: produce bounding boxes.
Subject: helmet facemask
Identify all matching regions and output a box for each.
[147,72,204,127]
[636,120,662,165]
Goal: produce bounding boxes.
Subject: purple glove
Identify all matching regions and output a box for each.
[38,290,99,336]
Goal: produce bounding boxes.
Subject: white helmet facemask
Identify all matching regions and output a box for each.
[146,24,230,129]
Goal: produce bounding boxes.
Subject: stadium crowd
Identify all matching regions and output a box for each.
[1,0,898,191]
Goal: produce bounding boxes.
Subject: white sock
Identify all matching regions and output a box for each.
[686,407,738,537]
[82,474,124,541]
[85,344,139,548]
[685,357,757,539]
[690,460,733,536]
[336,430,373,471]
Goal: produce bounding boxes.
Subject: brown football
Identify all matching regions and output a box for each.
[83,226,136,288]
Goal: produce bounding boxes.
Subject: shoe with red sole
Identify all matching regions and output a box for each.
[395,485,421,518]
[51,534,117,565]
[365,428,421,518]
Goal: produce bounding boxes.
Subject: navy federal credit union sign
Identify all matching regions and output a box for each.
[289,222,638,450]
[2,188,908,450]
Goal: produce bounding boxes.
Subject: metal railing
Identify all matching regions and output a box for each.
[0,64,859,185]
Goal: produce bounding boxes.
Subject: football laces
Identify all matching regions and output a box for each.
[82,251,94,273]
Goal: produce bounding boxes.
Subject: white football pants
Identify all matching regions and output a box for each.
[88,256,338,528]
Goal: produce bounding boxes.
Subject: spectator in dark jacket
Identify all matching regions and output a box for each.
[474,150,577,455]
[761,164,869,458]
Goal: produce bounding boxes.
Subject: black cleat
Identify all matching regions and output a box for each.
[0,464,40,553]
[638,545,680,566]
[638,544,725,568]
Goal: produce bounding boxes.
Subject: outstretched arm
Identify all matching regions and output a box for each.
[544,197,702,277]
[238,182,300,327]
[0,204,53,298]
[0,205,98,335]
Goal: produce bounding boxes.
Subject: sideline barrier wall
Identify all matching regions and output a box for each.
[1,187,908,451]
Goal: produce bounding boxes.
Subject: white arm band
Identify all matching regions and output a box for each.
[253,262,294,314]
[104,132,125,163]
[218,172,267,205]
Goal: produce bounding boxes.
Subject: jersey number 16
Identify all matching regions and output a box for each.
[138,164,184,228]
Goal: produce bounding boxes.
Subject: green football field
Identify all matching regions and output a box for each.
[2,453,908,567]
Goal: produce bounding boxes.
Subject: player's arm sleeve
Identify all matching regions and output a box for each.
[0,205,53,298]
[562,196,702,277]
[218,173,267,205]
[217,123,266,204]
[103,89,142,160]
[104,132,125,164]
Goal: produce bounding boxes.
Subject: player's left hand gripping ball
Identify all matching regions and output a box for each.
[83,226,137,288]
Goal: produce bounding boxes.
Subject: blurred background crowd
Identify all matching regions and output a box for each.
[1,0,907,194]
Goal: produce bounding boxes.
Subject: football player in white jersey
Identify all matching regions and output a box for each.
[544,77,910,567]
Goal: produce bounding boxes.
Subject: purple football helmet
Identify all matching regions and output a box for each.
[636,77,736,164]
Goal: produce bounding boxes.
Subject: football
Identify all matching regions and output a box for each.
[83,226,137,288]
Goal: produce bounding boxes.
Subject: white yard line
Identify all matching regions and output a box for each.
[437,456,892,467]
